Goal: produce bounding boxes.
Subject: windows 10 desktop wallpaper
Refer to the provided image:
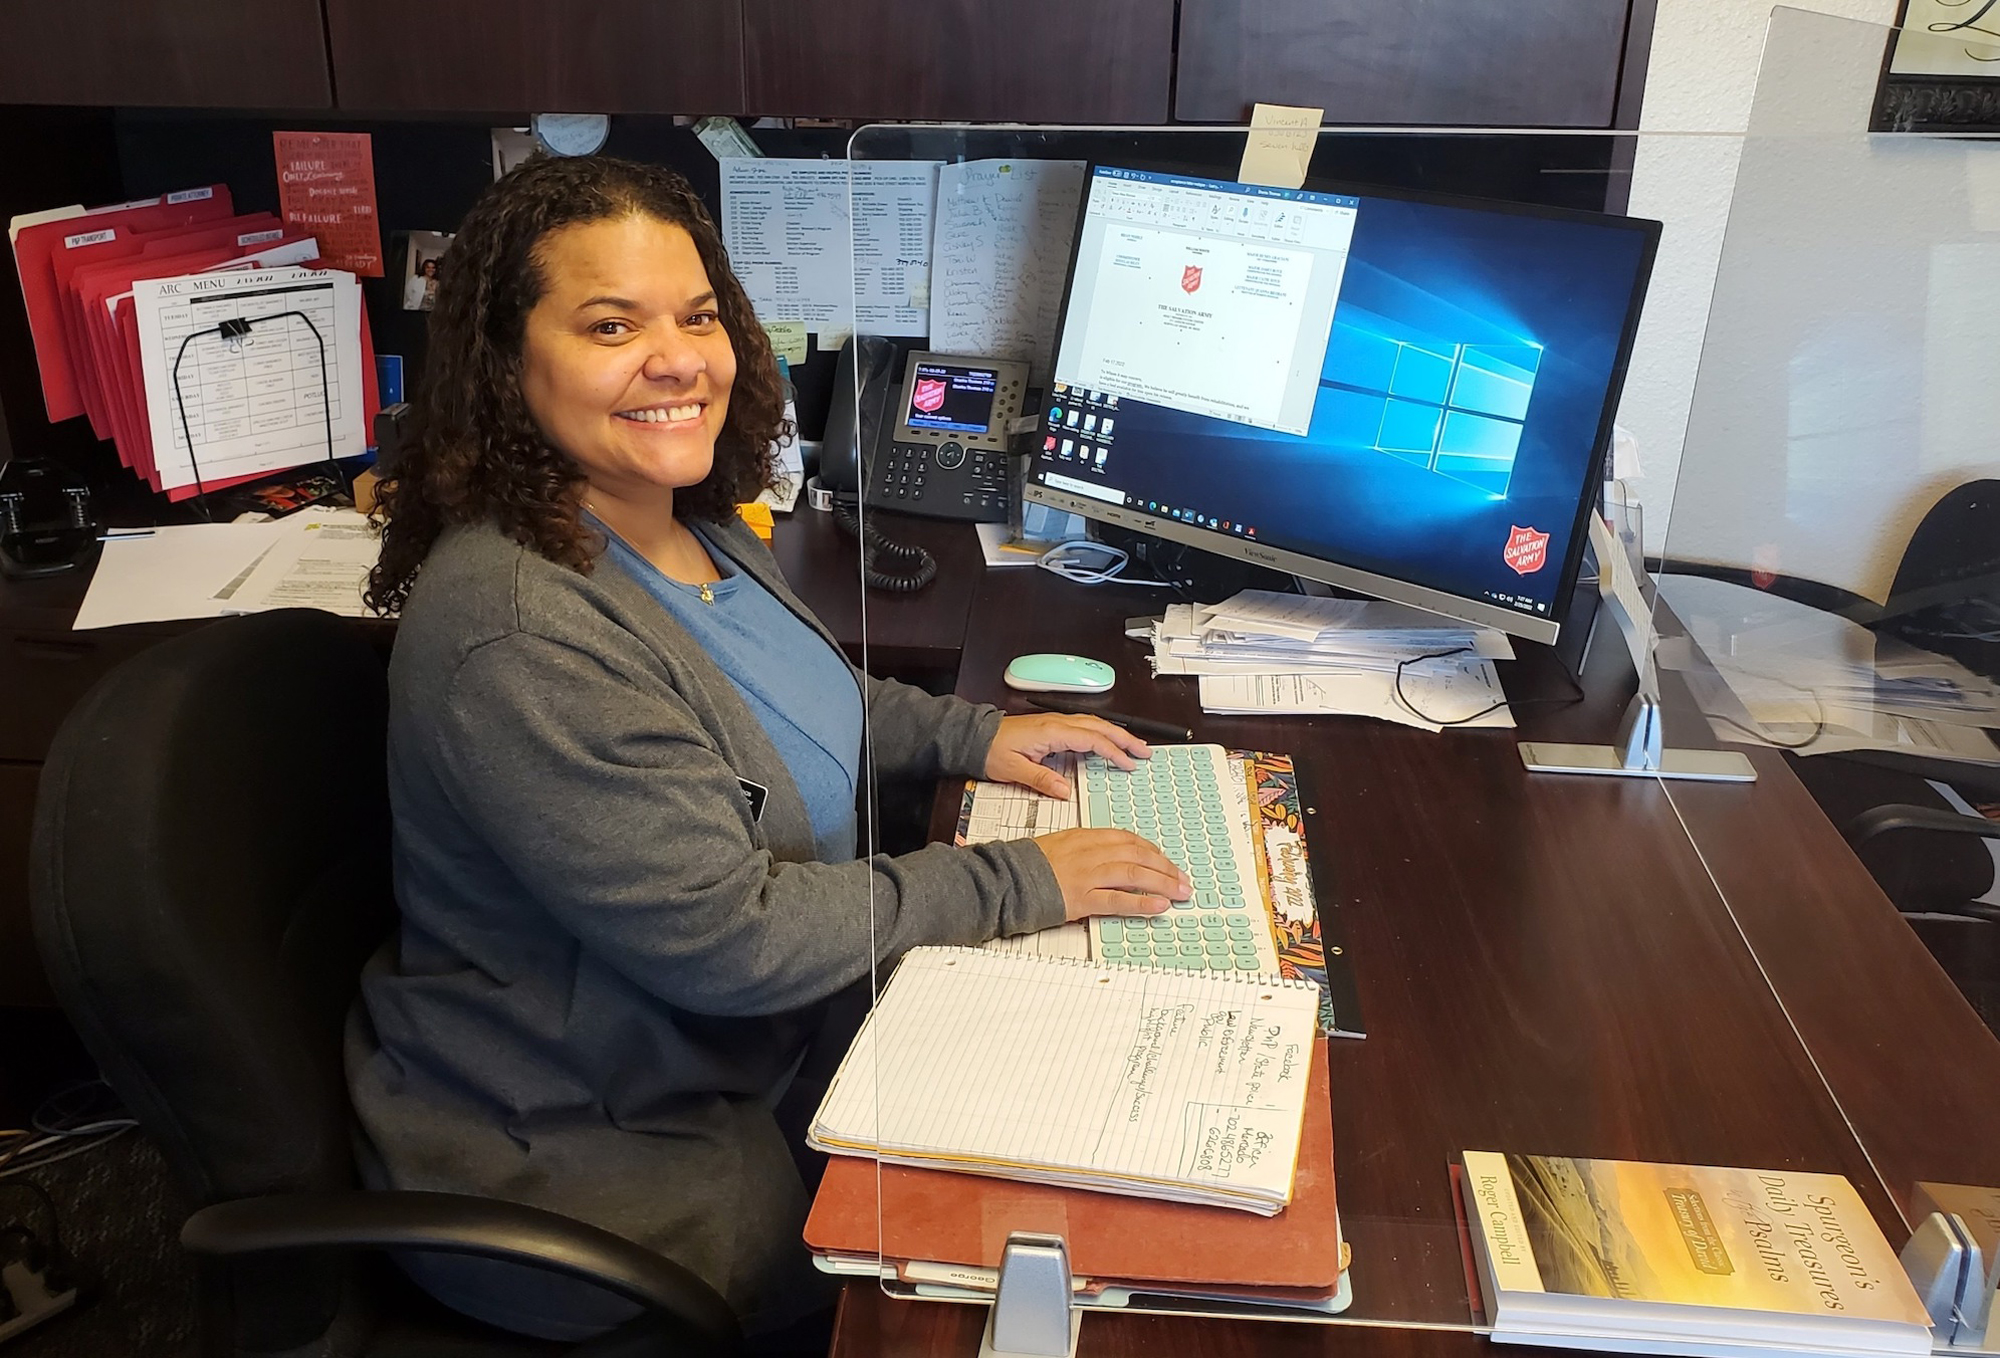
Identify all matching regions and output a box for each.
[1091,194,1653,617]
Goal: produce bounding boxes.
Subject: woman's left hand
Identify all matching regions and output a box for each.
[983,713,1152,800]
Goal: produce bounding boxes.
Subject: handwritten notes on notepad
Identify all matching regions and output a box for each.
[929,160,1086,381]
[810,947,1320,1213]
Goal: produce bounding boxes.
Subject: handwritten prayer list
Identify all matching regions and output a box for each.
[809,948,1319,1213]
[929,160,1086,383]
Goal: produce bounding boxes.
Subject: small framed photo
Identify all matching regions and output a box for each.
[400,230,453,311]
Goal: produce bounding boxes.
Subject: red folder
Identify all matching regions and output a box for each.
[804,1037,1344,1298]
[13,187,233,421]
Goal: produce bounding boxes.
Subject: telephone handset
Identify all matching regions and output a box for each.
[866,352,1031,523]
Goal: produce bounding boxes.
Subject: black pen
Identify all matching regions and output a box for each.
[1027,697,1192,743]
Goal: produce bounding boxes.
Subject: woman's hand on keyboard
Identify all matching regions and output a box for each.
[1033,829,1191,922]
[984,713,1150,800]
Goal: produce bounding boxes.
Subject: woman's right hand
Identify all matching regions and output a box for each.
[1032,829,1191,922]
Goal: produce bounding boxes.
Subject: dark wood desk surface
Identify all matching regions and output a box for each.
[838,550,2000,1356]
[764,507,984,678]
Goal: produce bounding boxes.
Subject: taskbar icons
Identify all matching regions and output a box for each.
[1132,498,1255,538]
[1483,588,1549,614]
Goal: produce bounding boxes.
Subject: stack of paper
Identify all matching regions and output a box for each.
[1141,590,1517,731]
[74,508,380,630]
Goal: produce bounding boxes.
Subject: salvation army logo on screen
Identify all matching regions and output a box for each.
[1181,265,1203,294]
[912,377,947,413]
[1503,525,1550,575]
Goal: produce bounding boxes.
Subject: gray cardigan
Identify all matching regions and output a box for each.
[345,514,1065,1335]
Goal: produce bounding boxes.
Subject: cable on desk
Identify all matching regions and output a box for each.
[829,500,937,593]
[1036,539,1176,588]
[1392,647,1588,728]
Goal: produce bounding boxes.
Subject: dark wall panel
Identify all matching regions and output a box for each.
[326,0,744,114]
[1176,0,1631,128]
[0,0,329,108]
[745,0,1176,122]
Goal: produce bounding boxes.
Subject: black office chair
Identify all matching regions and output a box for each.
[29,609,742,1357]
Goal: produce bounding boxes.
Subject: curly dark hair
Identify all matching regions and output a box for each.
[364,155,787,616]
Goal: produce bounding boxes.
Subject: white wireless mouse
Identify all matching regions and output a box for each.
[1003,653,1116,694]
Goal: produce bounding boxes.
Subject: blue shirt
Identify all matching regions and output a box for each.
[595,519,864,862]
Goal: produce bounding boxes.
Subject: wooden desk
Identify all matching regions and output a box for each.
[838,557,2000,1356]
[765,507,984,680]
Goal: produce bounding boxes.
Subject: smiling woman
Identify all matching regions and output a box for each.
[346,155,1190,1350]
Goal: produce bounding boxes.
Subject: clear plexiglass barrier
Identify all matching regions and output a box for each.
[1653,10,2000,1350]
[797,6,2000,1344]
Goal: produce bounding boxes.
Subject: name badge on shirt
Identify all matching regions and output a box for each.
[737,777,770,824]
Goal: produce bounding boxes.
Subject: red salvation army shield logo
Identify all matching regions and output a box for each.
[1503,525,1550,575]
[1181,265,1203,294]
[912,377,947,413]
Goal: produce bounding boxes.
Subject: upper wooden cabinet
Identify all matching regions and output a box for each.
[325,0,745,114]
[0,0,330,107]
[743,0,1177,123]
[1176,0,1634,128]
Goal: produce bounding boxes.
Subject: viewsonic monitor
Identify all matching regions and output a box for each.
[1024,165,1660,644]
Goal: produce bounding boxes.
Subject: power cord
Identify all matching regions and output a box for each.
[829,500,937,593]
[1392,647,1588,728]
[1036,539,1177,588]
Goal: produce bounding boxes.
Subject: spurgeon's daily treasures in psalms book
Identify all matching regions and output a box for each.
[1459,1151,1931,1358]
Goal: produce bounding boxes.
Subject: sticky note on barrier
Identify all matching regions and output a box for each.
[1238,103,1322,191]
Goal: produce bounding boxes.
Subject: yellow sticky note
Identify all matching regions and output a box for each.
[1239,103,1322,191]
[736,500,774,542]
[763,320,808,366]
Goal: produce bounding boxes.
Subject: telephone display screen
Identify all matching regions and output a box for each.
[903,362,999,434]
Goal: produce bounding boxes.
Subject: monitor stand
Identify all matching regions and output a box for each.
[1519,534,1756,782]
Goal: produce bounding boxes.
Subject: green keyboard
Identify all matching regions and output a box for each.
[1077,744,1281,973]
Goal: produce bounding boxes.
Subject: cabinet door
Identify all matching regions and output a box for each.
[1176,0,1632,128]
[327,0,743,113]
[744,0,1176,123]
[0,0,331,107]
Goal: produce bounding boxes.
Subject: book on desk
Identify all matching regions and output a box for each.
[1458,1150,1934,1358]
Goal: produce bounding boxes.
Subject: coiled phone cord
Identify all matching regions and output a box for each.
[829,500,938,593]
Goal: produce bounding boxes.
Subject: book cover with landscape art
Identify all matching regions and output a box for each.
[1461,1151,1931,1352]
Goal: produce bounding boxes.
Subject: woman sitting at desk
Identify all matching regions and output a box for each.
[346,155,1188,1347]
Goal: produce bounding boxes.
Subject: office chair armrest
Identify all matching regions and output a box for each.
[1846,803,2000,849]
[181,1189,740,1346]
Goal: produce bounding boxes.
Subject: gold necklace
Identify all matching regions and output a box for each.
[586,501,716,604]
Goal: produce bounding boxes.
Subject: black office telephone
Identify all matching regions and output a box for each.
[820,340,1031,524]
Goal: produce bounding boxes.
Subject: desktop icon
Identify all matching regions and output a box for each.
[1049,406,1062,423]
[1094,449,1108,467]
[1061,438,1075,458]
[1083,414,1097,433]
[1099,418,1114,436]
[1065,409,1080,428]
[1044,436,1057,452]
[1053,382,1068,394]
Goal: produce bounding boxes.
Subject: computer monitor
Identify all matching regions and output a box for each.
[1022,165,1660,644]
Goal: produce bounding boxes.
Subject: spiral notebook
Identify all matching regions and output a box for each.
[807,947,1322,1215]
